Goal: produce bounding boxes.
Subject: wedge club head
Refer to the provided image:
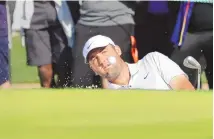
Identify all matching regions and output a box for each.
[183,56,201,90]
[183,56,201,71]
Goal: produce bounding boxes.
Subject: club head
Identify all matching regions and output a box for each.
[183,56,201,70]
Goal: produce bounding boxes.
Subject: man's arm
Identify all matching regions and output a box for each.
[169,74,195,90]
[151,52,195,90]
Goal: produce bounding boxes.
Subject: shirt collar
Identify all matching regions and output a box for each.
[127,62,140,76]
[108,62,140,89]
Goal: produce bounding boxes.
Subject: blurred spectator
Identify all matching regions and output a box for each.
[12,0,74,88]
[134,1,175,59]
[170,2,213,89]
[134,1,213,89]
[0,1,11,88]
[66,1,80,25]
[71,1,136,88]
[6,1,15,25]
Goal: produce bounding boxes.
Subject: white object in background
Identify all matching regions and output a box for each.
[108,56,116,65]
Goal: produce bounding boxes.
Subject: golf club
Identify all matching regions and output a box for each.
[183,56,201,90]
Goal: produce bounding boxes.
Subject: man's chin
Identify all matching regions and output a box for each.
[105,74,118,82]
[101,72,110,79]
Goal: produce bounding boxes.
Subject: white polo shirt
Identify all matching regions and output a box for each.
[108,52,188,90]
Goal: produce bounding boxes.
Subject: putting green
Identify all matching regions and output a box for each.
[0,90,212,139]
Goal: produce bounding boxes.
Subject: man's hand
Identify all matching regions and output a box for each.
[169,74,195,90]
[101,77,109,89]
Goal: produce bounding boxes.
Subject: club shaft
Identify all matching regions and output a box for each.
[197,70,201,90]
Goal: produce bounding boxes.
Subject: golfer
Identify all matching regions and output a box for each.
[82,35,195,90]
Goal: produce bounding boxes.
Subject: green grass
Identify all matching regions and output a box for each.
[10,36,39,83]
[0,90,212,139]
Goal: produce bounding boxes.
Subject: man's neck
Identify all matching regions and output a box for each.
[110,62,130,85]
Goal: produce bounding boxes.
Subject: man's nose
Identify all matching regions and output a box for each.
[97,54,107,66]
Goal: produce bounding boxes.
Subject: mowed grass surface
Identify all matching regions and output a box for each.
[0,90,212,139]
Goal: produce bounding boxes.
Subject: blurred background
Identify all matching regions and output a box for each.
[1,1,212,89]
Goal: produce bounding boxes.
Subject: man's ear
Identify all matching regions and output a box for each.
[114,45,122,56]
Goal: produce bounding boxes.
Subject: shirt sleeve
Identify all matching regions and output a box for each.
[147,51,188,84]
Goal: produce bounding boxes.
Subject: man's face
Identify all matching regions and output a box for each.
[87,45,122,80]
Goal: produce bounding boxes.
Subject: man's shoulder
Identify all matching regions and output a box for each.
[145,51,166,58]
[137,51,171,71]
[134,52,157,70]
[139,51,168,62]
[138,51,161,62]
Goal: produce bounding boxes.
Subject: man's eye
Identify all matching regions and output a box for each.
[89,55,94,60]
[91,57,98,63]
